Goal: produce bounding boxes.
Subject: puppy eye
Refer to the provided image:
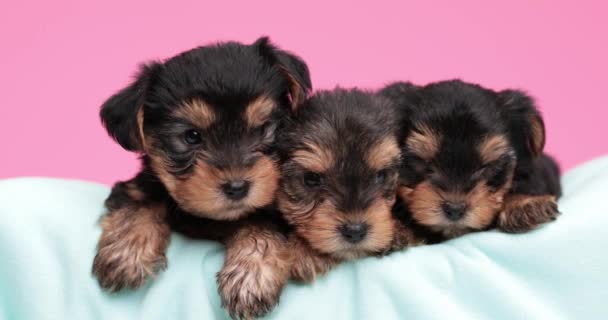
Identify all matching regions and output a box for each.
[303,171,322,188]
[375,169,389,184]
[184,129,202,145]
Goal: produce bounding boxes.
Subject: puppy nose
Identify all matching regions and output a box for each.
[339,223,369,244]
[221,180,250,200]
[442,202,467,221]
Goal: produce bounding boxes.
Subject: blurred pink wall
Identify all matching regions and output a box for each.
[1,1,606,185]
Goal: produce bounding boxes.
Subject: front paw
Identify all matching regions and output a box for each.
[498,195,560,233]
[92,208,170,292]
[217,265,284,320]
[92,237,168,292]
[288,236,336,283]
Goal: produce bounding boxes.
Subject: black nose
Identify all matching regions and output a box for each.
[442,202,467,221]
[221,180,250,200]
[339,223,369,244]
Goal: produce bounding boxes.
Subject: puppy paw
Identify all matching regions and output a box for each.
[498,195,560,233]
[288,236,336,283]
[218,226,291,319]
[217,261,285,320]
[290,253,332,283]
[92,206,170,292]
[92,245,167,292]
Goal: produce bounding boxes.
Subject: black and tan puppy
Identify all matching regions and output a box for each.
[92,37,311,318]
[381,80,561,242]
[276,88,417,280]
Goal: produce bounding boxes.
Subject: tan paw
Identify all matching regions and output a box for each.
[92,206,170,292]
[217,262,285,320]
[288,236,337,283]
[498,195,560,233]
[218,225,291,319]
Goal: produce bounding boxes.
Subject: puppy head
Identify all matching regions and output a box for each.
[277,89,401,260]
[387,80,544,238]
[100,37,311,220]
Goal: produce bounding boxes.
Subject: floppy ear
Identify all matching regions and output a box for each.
[497,89,545,159]
[100,63,161,152]
[254,37,312,111]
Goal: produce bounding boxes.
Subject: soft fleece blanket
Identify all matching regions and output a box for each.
[1,156,607,319]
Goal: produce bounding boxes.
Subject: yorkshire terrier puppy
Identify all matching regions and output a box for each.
[381,80,562,242]
[276,88,416,281]
[92,37,311,319]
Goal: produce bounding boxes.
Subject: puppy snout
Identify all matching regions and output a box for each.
[339,223,369,244]
[442,202,467,221]
[221,180,250,200]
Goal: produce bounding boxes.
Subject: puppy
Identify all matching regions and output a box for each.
[92,37,311,319]
[276,88,416,281]
[380,80,562,242]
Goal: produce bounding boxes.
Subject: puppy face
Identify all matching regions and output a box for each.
[100,37,311,220]
[384,81,526,238]
[400,129,516,238]
[277,89,401,259]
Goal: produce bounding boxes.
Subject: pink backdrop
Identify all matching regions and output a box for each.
[1,1,606,185]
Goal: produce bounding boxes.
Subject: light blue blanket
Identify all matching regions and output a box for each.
[1,156,607,319]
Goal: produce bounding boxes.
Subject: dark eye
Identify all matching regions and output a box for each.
[303,171,322,188]
[184,129,202,145]
[486,163,509,189]
[375,169,389,184]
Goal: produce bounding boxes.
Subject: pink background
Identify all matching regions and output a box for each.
[1,1,606,185]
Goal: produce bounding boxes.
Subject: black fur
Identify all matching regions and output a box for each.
[381,79,562,240]
[278,88,401,214]
[93,37,311,319]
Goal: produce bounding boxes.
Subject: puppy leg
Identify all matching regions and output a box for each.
[497,194,559,233]
[92,180,170,292]
[217,223,291,320]
[288,235,338,283]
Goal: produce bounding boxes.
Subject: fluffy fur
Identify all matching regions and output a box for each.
[381,80,562,243]
[276,88,417,279]
[92,37,311,319]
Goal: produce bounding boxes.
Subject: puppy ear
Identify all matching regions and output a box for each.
[497,89,545,158]
[254,37,312,111]
[100,63,161,151]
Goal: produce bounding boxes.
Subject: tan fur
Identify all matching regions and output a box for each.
[136,107,146,150]
[149,154,279,220]
[478,135,510,164]
[279,65,306,111]
[405,178,511,238]
[292,141,335,173]
[529,114,546,156]
[404,181,445,227]
[174,98,216,129]
[498,194,559,233]
[366,137,400,170]
[244,95,276,128]
[92,204,170,291]
[217,223,291,320]
[288,235,338,283]
[280,196,395,260]
[398,186,413,200]
[406,124,440,160]
[465,181,508,229]
[125,182,146,202]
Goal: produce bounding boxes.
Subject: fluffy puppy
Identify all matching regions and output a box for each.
[276,88,415,281]
[381,80,562,242]
[92,37,311,319]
